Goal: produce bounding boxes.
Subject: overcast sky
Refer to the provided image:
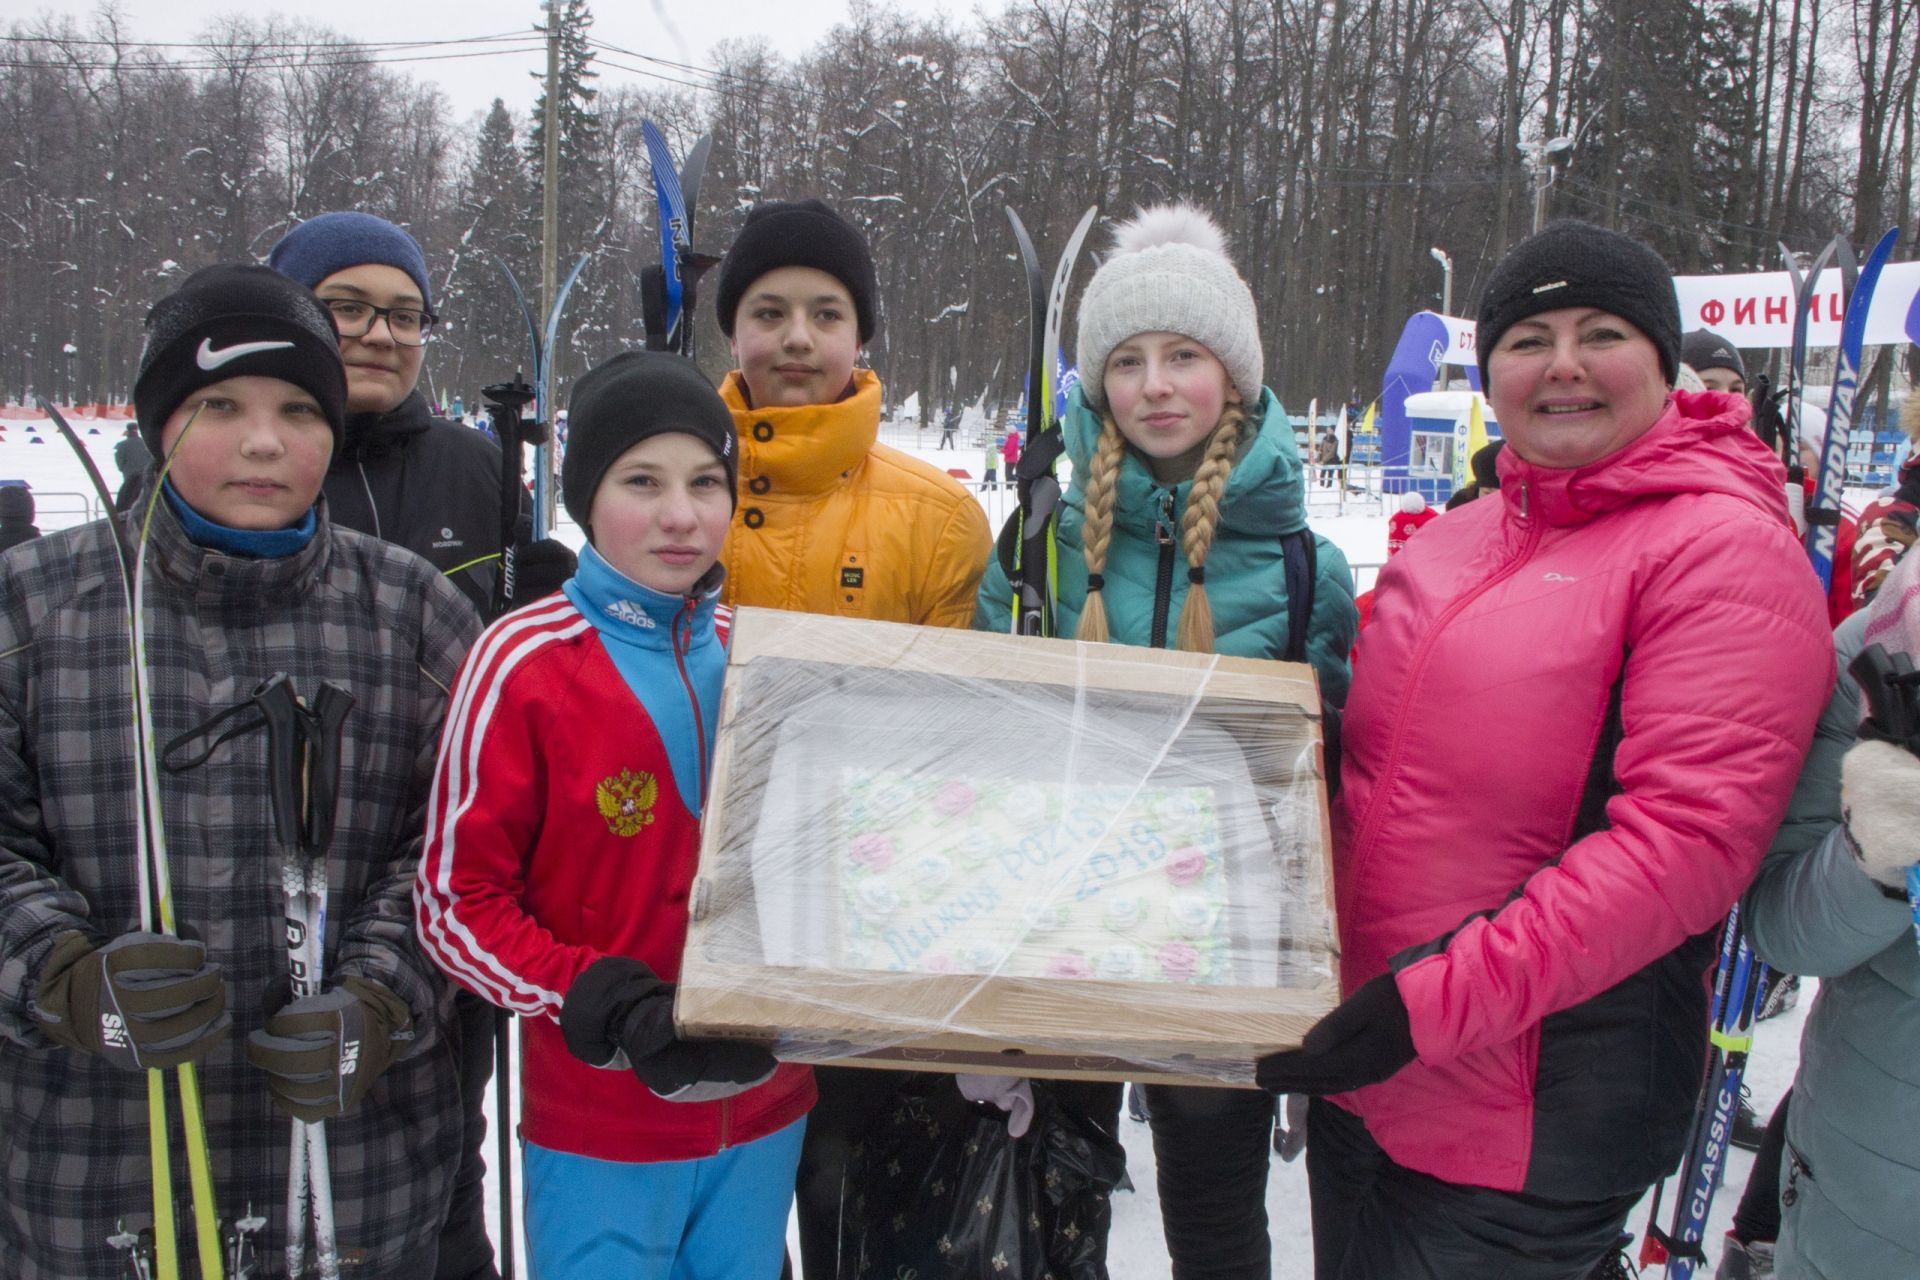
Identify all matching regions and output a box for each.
[63,1,951,120]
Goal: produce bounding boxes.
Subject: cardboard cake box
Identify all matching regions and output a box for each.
[676,607,1340,1086]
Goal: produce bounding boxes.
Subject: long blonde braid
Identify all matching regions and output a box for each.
[1174,403,1249,653]
[1074,412,1130,644]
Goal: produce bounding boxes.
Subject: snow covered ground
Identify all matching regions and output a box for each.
[0,410,1821,1277]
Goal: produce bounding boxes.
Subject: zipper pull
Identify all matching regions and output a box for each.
[1520,481,1530,519]
[1155,491,1176,546]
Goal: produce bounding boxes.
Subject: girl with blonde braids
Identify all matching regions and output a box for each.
[974,204,1359,1280]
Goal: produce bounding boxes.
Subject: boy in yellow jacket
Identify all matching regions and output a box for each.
[713,199,990,626]
[712,199,992,1276]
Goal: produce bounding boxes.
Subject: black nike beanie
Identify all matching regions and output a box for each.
[133,264,347,455]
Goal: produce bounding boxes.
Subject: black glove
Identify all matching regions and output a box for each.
[34,931,231,1071]
[560,956,776,1103]
[511,538,577,606]
[246,976,408,1121]
[1255,972,1417,1096]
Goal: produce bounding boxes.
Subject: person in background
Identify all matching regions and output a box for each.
[1442,439,1503,510]
[112,421,152,511]
[1682,328,1747,396]
[0,484,39,552]
[1851,394,1920,611]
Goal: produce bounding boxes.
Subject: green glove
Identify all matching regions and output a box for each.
[246,976,410,1121]
[34,931,231,1071]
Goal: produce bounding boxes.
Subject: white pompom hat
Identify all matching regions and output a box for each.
[1074,203,1264,412]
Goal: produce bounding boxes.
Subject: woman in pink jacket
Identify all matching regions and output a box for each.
[1257,222,1835,1277]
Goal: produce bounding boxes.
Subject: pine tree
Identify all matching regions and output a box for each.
[441,98,535,397]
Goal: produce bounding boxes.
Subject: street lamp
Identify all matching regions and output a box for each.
[62,342,77,409]
[1522,136,1574,233]
[1429,247,1453,317]
[1428,248,1454,391]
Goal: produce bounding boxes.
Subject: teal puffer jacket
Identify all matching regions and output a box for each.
[1744,609,1920,1280]
[975,385,1358,705]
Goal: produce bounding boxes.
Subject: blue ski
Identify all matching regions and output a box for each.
[1807,228,1899,588]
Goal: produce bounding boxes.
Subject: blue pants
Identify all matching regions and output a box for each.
[524,1119,805,1280]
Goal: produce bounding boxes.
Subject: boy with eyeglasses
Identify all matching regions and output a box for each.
[271,211,574,1280]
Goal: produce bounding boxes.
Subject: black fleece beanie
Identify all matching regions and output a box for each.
[561,351,739,531]
[714,199,878,343]
[1476,220,1681,392]
[133,264,347,455]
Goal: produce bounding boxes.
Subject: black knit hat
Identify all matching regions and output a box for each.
[714,199,878,343]
[1476,220,1681,391]
[1681,329,1747,382]
[133,264,347,454]
[561,351,739,532]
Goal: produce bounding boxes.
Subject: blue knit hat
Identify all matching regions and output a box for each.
[267,212,433,310]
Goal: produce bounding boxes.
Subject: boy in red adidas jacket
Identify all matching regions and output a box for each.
[415,351,813,1279]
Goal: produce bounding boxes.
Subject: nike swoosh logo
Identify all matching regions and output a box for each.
[196,338,295,371]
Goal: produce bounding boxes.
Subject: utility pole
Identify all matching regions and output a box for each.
[536,0,562,534]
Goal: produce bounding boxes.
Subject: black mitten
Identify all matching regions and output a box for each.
[1255,972,1416,1095]
[561,957,776,1102]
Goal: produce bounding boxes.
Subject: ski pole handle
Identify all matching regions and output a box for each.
[250,675,305,853]
[301,684,355,859]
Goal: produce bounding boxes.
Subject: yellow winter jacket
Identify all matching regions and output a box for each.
[719,368,991,627]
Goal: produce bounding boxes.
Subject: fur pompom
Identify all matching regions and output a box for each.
[1112,203,1230,260]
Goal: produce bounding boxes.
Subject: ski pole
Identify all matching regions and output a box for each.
[253,676,354,1280]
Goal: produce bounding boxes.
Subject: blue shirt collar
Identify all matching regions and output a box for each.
[162,481,317,559]
[564,542,721,648]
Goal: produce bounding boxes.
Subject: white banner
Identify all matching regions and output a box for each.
[1674,262,1920,348]
[1427,259,1920,355]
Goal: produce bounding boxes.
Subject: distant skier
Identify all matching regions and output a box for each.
[938,402,959,449]
[982,437,999,491]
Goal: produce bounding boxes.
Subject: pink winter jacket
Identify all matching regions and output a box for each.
[1334,392,1833,1197]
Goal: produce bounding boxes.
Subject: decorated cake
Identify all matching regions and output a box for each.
[836,767,1253,986]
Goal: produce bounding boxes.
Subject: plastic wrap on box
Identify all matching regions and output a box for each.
[677,607,1340,1085]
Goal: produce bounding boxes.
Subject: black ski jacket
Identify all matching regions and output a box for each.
[322,392,509,616]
